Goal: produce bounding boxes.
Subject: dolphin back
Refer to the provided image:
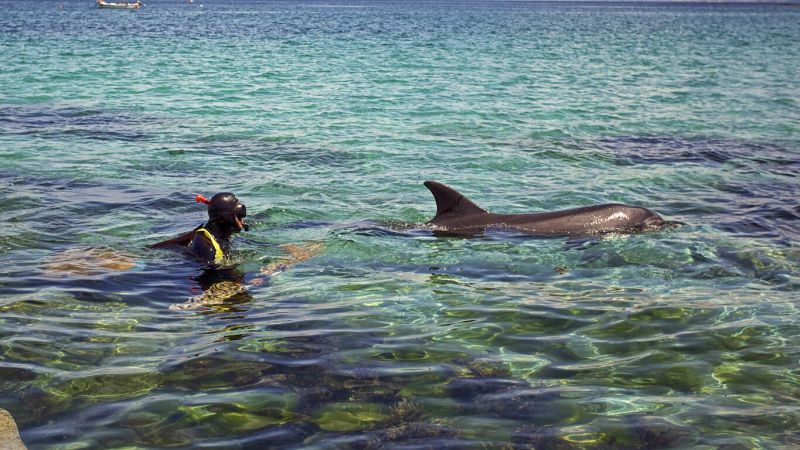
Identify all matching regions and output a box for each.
[424,181,488,224]
[423,181,672,235]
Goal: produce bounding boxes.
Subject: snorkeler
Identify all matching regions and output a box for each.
[148,192,248,264]
[149,192,323,311]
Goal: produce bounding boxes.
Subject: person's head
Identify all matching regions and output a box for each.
[203,192,248,233]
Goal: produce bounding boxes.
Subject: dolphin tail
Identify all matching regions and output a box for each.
[424,181,488,222]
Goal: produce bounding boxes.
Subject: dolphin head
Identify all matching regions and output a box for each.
[635,208,668,231]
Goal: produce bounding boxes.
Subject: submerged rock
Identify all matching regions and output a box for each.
[0,408,27,450]
[378,420,459,445]
[445,377,529,400]
[511,414,692,450]
[312,402,391,432]
[41,246,138,276]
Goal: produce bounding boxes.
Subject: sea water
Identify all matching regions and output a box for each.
[1,0,799,448]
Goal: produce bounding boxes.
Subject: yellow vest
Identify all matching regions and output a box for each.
[195,227,224,263]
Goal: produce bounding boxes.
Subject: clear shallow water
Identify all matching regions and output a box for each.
[1,0,799,448]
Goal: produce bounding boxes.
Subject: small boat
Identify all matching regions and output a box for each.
[96,0,142,9]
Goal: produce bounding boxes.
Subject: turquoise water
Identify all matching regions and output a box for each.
[2,0,799,448]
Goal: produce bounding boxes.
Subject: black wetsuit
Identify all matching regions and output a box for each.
[187,222,233,264]
[148,192,247,265]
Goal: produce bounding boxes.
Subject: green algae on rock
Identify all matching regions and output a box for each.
[312,402,391,432]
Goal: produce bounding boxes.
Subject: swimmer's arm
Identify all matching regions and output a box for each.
[250,241,324,285]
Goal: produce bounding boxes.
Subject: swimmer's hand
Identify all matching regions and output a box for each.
[259,241,324,276]
[259,262,289,277]
[280,242,325,261]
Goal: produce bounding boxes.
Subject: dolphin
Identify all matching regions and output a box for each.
[423,181,668,236]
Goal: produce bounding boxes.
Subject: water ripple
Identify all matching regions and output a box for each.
[1,1,799,448]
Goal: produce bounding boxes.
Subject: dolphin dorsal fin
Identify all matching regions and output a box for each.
[424,181,488,220]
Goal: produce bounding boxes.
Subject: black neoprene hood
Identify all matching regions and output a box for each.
[207,192,247,232]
